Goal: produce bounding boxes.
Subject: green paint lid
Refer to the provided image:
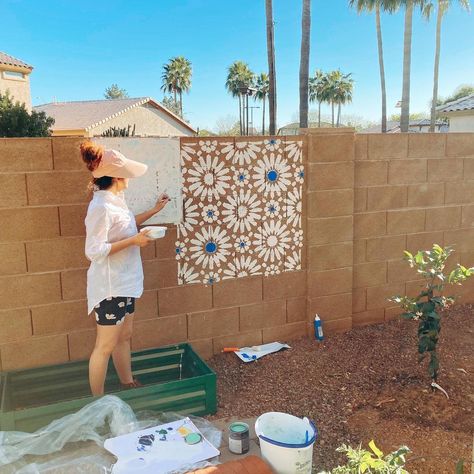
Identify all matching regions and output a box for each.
[185,433,203,445]
[230,422,249,433]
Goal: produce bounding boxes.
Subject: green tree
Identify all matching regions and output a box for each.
[440,84,474,104]
[161,95,181,117]
[299,0,311,129]
[349,1,400,133]
[255,73,269,134]
[266,0,277,135]
[0,91,54,137]
[423,0,470,132]
[225,61,255,136]
[161,56,192,117]
[335,73,354,127]
[104,84,129,99]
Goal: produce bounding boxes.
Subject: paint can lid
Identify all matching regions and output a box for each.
[185,433,203,445]
[230,422,249,433]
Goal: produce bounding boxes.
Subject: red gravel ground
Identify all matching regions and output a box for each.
[206,305,474,473]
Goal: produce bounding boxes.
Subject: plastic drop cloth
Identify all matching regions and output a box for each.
[0,395,222,474]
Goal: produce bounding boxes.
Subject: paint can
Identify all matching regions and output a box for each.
[228,422,250,454]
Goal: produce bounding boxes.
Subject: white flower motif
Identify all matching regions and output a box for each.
[253,152,292,197]
[285,250,302,271]
[254,220,290,263]
[105,313,116,320]
[200,203,220,224]
[95,312,99,321]
[293,229,304,248]
[189,226,232,270]
[263,138,283,152]
[264,263,280,276]
[106,297,113,301]
[187,155,231,201]
[222,190,262,233]
[232,167,252,189]
[223,141,261,166]
[235,235,253,254]
[224,255,262,278]
[116,318,123,325]
[199,140,218,153]
[178,198,199,237]
[294,165,305,184]
[175,241,187,260]
[285,141,303,163]
[118,301,125,308]
[178,262,200,285]
[127,298,132,306]
[286,187,303,228]
[264,198,282,219]
[181,143,197,165]
[203,271,221,285]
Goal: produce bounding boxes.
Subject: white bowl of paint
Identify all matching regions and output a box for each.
[141,226,167,239]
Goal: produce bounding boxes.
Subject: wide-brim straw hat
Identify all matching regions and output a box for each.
[92,149,148,178]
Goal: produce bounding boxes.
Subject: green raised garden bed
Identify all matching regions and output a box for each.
[0,343,216,432]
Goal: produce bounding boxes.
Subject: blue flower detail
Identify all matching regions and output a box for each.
[269,205,276,213]
[175,247,181,255]
[239,241,246,248]
[205,241,217,254]
[208,276,216,284]
[269,139,276,145]
[239,174,245,181]
[267,169,278,182]
[299,171,304,178]
[207,210,214,217]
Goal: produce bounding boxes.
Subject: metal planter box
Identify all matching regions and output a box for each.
[0,343,216,432]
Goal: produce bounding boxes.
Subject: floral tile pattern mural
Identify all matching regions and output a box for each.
[176,137,304,285]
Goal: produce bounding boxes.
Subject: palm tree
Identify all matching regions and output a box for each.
[335,74,354,126]
[255,73,269,134]
[299,0,311,129]
[325,70,342,127]
[423,0,470,132]
[349,0,399,133]
[400,0,415,132]
[225,61,255,135]
[266,0,277,135]
[309,70,328,127]
[161,56,192,117]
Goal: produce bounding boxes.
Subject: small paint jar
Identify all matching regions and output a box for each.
[228,422,250,454]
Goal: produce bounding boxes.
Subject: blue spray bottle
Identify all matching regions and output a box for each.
[314,314,324,341]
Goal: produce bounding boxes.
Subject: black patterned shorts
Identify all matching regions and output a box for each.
[94,297,136,326]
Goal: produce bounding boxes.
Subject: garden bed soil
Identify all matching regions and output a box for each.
[207,305,474,473]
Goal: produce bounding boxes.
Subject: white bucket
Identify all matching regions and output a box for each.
[255,412,317,474]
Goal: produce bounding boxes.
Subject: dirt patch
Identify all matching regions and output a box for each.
[206,305,474,472]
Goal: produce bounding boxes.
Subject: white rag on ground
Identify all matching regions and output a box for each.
[235,342,291,363]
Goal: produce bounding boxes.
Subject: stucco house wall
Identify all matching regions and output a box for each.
[0,66,32,111]
[447,112,474,132]
[90,103,194,137]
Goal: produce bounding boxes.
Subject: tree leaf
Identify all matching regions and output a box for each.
[368,439,383,458]
[455,459,464,474]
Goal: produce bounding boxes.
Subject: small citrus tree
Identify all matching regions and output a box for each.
[390,245,473,382]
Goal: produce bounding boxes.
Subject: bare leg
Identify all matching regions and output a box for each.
[89,324,122,396]
[112,314,135,385]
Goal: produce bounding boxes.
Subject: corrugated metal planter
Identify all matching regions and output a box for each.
[0,343,216,432]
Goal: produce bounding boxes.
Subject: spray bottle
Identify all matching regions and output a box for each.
[314,314,324,341]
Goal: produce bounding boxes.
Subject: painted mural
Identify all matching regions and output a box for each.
[176,138,304,285]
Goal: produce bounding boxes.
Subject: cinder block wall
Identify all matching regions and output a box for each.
[352,133,474,326]
[1,133,474,371]
[0,137,307,371]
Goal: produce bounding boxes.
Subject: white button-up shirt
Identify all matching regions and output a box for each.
[84,190,143,314]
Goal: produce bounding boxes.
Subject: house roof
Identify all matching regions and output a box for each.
[0,52,33,70]
[33,97,196,133]
[361,119,448,133]
[437,94,474,113]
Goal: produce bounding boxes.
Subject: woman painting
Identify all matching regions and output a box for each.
[81,142,169,396]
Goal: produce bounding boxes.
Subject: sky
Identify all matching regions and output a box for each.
[1,0,473,131]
